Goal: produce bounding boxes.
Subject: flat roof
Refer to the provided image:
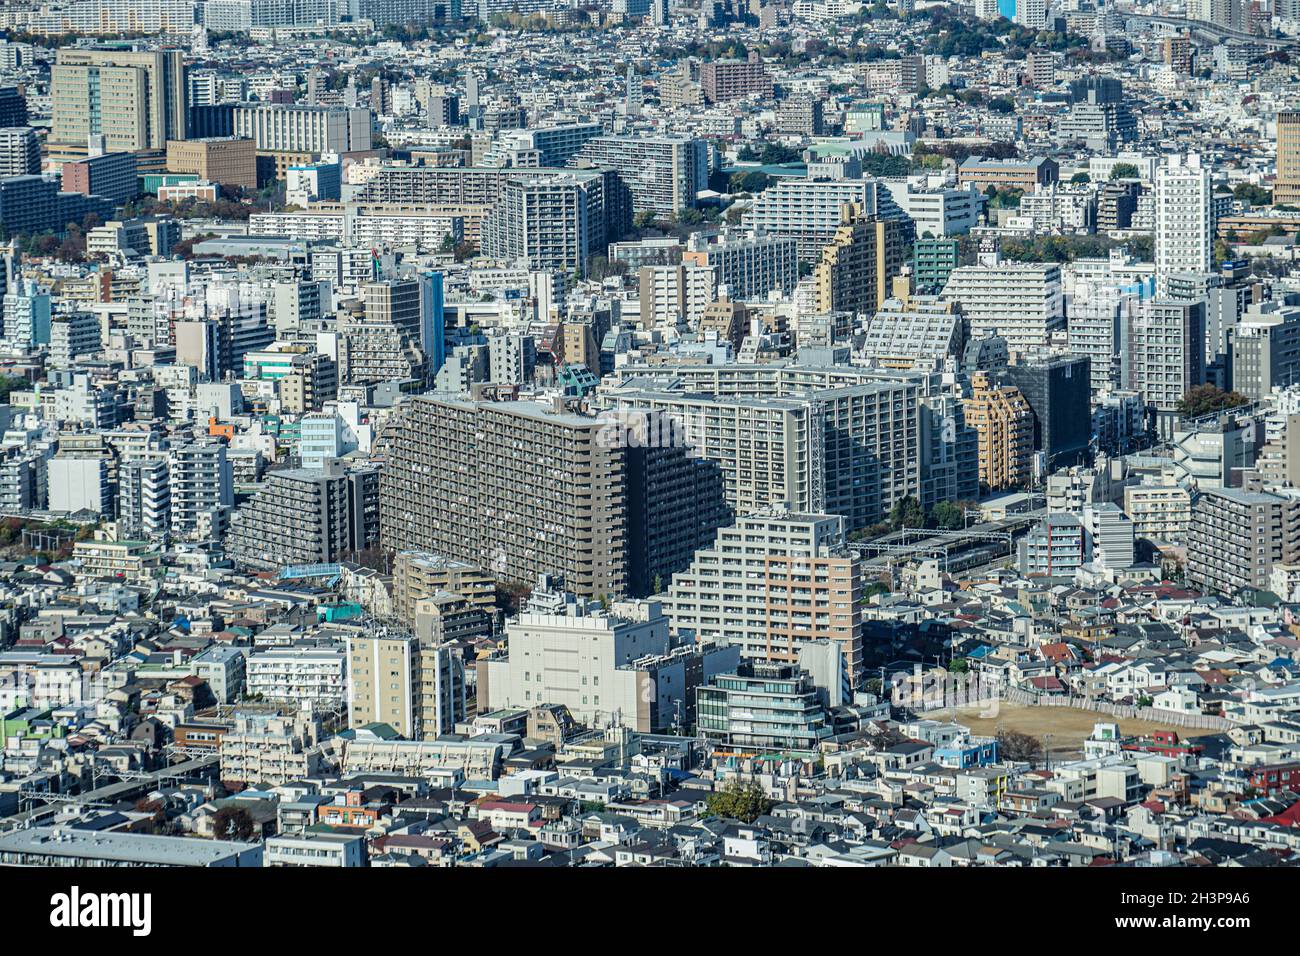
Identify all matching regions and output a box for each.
[0,827,258,866]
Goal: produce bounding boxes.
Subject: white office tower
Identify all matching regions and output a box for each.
[1155,153,1212,295]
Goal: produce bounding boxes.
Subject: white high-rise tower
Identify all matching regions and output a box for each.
[1155,153,1212,294]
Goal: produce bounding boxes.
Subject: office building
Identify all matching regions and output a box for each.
[60,151,139,205]
[996,354,1093,471]
[0,86,28,127]
[1229,304,1300,401]
[479,585,740,732]
[166,137,257,191]
[697,661,834,754]
[51,48,186,152]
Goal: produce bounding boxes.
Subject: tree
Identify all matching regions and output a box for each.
[1233,183,1271,206]
[948,657,969,674]
[996,729,1044,763]
[729,170,770,194]
[888,495,928,531]
[704,779,774,823]
[211,806,255,841]
[1070,172,1091,185]
[1110,162,1140,181]
[931,500,966,530]
[1177,383,1249,418]
[0,374,27,403]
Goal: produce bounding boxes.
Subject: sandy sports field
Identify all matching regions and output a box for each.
[929,701,1219,757]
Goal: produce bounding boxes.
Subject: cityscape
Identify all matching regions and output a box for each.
[0,0,1297,881]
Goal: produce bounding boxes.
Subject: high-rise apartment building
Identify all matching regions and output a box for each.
[813,206,908,317]
[1155,153,1212,293]
[661,510,865,685]
[479,173,602,276]
[699,55,774,103]
[941,251,1064,355]
[681,230,799,300]
[380,396,627,598]
[117,456,171,543]
[743,177,907,261]
[226,466,353,571]
[168,440,234,543]
[0,127,39,177]
[965,371,1034,491]
[1128,299,1206,434]
[345,618,468,741]
[572,134,707,216]
[339,279,427,387]
[1187,488,1300,596]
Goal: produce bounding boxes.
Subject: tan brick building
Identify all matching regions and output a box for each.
[166,137,257,191]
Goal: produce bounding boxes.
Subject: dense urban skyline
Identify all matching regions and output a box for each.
[0,0,1295,885]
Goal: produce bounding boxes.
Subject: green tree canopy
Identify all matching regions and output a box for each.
[1110,162,1140,180]
[704,779,774,823]
[888,495,928,531]
[1177,384,1249,418]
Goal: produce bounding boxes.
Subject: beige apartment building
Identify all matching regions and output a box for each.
[965,371,1034,491]
[814,205,908,317]
[345,624,467,740]
[1276,111,1300,207]
[661,509,865,686]
[391,551,496,626]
